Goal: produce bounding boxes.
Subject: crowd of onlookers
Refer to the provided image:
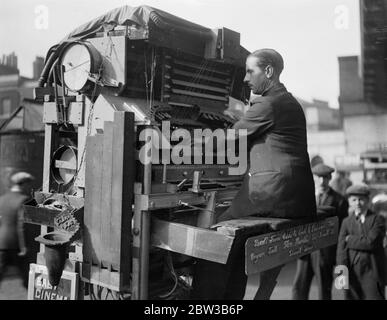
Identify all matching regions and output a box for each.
[292,163,387,300]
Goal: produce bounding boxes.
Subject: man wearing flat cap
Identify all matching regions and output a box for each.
[292,163,348,300]
[0,171,34,289]
[337,183,386,299]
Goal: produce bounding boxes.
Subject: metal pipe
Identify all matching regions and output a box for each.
[137,125,153,299]
[173,69,230,84]
[60,65,67,123]
[139,210,150,300]
[171,88,228,101]
[143,162,152,195]
[173,59,229,76]
[162,164,167,184]
[171,79,229,94]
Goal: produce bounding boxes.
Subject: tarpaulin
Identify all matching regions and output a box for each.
[61,5,213,42]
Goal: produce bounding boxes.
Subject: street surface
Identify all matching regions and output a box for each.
[0,261,347,300]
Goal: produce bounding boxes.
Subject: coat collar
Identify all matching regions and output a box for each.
[317,186,335,204]
[262,82,287,97]
[250,82,288,105]
[349,209,374,224]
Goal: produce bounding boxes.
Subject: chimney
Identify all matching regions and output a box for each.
[33,56,45,80]
[1,52,18,69]
[338,56,363,102]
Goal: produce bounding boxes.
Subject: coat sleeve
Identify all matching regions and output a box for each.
[336,219,349,266]
[346,215,386,251]
[337,198,349,228]
[233,99,274,137]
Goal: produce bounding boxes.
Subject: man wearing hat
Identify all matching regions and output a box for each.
[337,183,385,300]
[292,163,348,299]
[0,171,34,289]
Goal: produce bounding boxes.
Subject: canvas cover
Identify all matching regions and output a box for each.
[61,5,213,42]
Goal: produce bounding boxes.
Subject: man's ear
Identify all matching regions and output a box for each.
[265,65,274,78]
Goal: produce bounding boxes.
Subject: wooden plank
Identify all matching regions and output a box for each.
[100,121,114,268]
[136,188,239,211]
[212,217,294,236]
[131,202,143,300]
[40,124,57,254]
[112,112,134,288]
[245,216,339,275]
[110,116,123,268]
[212,219,270,237]
[83,135,104,282]
[151,217,235,264]
[42,124,57,193]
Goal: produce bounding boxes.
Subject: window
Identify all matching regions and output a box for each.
[1,98,12,116]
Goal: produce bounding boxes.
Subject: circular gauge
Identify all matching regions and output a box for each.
[60,42,101,92]
[51,146,78,185]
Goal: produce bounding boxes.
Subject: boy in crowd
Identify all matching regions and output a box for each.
[336,184,386,300]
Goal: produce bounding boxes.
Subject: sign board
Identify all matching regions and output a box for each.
[245,216,339,276]
[28,264,78,300]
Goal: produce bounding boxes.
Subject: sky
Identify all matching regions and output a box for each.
[0,0,361,108]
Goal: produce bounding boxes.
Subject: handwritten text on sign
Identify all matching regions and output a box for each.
[245,217,339,275]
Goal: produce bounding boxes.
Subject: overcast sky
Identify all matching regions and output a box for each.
[0,0,360,108]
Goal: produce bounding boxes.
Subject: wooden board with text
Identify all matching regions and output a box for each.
[245,216,339,275]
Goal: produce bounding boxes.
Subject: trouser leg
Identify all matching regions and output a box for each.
[358,271,385,300]
[292,254,314,300]
[345,267,363,300]
[16,254,29,289]
[311,250,334,300]
[254,265,283,300]
[191,259,231,300]
[0,250,10,288]
[224,247,247,300]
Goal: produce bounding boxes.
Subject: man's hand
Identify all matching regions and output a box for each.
[223,110,241,122]
[18,247,27,257]
[345,235,350,242]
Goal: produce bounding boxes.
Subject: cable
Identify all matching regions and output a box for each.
[158,252,178,299]
[178,201,216,215]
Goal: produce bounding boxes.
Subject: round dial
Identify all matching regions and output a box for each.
[60,42,100,92]
[51,146,78,185]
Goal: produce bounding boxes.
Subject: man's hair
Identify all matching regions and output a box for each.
[249,49,284,77]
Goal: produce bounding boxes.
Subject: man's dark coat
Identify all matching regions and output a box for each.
[218,82,316,221]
